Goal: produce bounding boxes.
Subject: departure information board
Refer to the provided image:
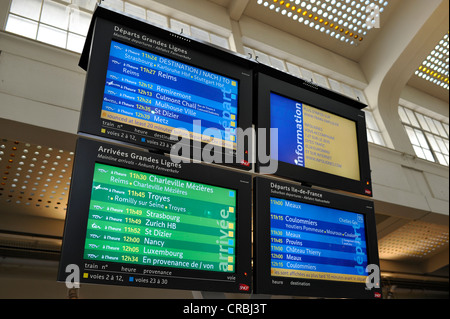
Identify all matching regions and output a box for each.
[253,177,381,298]
[101,40,239,151]
[84,162,237,273]
[78,12,253,170]
[269,197,368,283]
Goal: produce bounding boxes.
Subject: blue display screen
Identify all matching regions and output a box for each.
[270,92,360,181]
[270,197,369,283]
[101,41,239,150]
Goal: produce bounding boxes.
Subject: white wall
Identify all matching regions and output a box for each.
[1,28,447,220]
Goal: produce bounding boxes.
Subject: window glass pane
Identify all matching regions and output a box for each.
[191,26,210,42]
[286,62,302,78]
[67,32,85,53]
[328,78,343,94]
[101,0,124,11]
[370,130,385,147]
[415,113,430,131]
[443,123,450,136]
[147,10,168,28]
[210,33,230,50]
[415,129,429,149]
[425,133,440,152]
[400,106,449,165]
[353,88,368,104]
[37,24,67,48]
[68,8,91,35]
[434,120,448,138]
[364,110,377,130]
[413,145,426,159]
[41,0,69,29]
[301,68,315,83]
[253,50,271,65]
[425,116,440,135]
[269,56,286,71]
[313,73,330,89]
[10,0,42,20]
[125,2,146,19]
[366,130,374,143]
[423,148,435,162]
[398,107,410,124]
[341,83,356,99]
[436,137,449,155]
[170,19,191,36]
[5,14,38,39]
[243,46,255,59]
[435,152,447,166]
[77,0,97,11]
[405,126,419,146]
[404,108,420,127]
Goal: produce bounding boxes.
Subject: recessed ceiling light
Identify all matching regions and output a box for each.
[257,0,389,45]
[415,31,449,90]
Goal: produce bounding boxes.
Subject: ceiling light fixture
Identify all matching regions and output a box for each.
[257,0,389,45]
[415,31,449,90]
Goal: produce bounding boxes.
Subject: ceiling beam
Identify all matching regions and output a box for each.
[228,0,250,21]
[376,216,410,240]
[420,249,449,274]
[380,259,423,275]
[361,0,449,153]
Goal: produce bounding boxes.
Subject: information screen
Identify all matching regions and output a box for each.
[270,197,367,283]
[255,70,372,196]
[253,177,381,298]
[85,162,237,273]
[270,93,360,181]
[77,9,253,170]
[102,40,239,151]
[57,138,252,293]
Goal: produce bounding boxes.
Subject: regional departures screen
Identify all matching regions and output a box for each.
[269,197,368,283]
[101,40,239,150]
[84,162,237,273]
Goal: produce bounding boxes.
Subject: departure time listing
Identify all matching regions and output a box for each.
[100,41,239,149]
[269,197,368,283]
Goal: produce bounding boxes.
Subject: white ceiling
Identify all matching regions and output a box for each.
[210,0,449,102]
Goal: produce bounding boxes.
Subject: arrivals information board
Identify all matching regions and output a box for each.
[58,138,252,293]
[85,162,237,273]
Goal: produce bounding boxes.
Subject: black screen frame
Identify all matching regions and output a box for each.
[255,66,373,196]
[57,137,252,293]
[78,5,254,171]
[253,176,381,299]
